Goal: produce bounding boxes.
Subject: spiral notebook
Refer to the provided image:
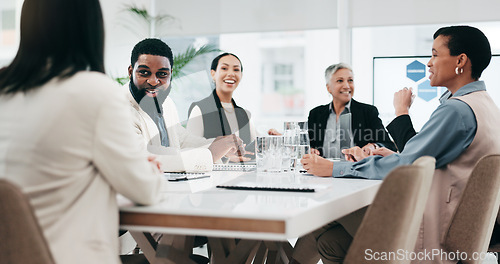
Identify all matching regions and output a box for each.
[213,163,256,171]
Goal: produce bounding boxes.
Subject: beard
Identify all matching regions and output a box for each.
[129,77,171,114]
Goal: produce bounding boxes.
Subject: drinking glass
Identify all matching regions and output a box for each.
[256,136,284,173]
[296,121,311,172]
[283,121,299,171]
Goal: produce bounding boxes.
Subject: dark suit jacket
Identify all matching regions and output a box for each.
[386,114,417,152]
[308,99,397,156]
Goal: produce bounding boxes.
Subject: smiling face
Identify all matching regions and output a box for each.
[211,55,242,94]
[427,35,458,88]
[327,68,354,106]
[128,54,172,98]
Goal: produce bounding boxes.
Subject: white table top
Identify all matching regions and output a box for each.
[119,171,381,241]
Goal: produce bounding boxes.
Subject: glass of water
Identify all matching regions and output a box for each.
[256,136,284,173]
[283,122,299,172]
[296,121,311,172]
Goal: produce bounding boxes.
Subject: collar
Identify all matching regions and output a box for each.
[451,80,486,98]
[125,82,141,112]
[212,89,241,109]
[329,99,352,114]
[439,81,485,104]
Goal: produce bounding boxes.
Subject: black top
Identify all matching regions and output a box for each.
[188,89,252,144]
[386,114,417,152]
[307,99,397,156]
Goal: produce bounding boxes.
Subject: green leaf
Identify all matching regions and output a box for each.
[172,44,220,79]
[123,4,152,23]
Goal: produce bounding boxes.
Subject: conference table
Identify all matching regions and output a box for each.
[119,169,382,264]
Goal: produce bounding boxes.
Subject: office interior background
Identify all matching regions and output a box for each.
[1,0,500,134]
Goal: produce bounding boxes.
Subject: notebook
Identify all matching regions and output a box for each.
[216,184,314,192]
[216,177,327,193]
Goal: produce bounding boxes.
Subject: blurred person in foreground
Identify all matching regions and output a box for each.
[0,0,164,263]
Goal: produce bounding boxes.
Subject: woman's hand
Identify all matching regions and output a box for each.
[394,87,415,116]
[226,151,254,163]
[310,148,320,155]
[267,128,282,135]
[301,154,333,177]
[209,135,245,162]
[342,146,369,162]
[361,143,378,156]
[370,147,396,157]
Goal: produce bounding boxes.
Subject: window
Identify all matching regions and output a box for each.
[0,0,17,68]
[165,29,339,132]
[352,22,500,129]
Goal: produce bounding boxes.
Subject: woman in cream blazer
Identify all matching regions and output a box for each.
[0,0,163,263]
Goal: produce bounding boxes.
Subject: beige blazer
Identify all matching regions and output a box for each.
[125,84,213,172]
[414,91,500,264]
[0,72,164,264]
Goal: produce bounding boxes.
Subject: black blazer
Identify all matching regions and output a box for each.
[308,99,397,156]
[386,114,417,152]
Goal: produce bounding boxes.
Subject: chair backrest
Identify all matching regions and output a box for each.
[344,156,436,264]
[443,154,500,264]
[0,179,55,264]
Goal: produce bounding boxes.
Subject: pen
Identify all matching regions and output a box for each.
[232,134,246,165]
[168,175,210,182]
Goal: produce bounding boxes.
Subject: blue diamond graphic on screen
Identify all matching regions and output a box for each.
[418,80,437,102]
[406,60,426,82]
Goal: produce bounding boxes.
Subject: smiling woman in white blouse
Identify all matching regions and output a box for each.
[187,53,256,162]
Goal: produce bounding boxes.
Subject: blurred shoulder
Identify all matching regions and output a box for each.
[54,71,126,110]
[351,99,378,112]
[66,71,121,92]
[309,103,330,114]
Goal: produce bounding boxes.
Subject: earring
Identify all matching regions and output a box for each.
[455,67,464,75]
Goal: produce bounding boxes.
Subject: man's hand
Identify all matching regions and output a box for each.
[342,146,369,162]
[147,156,162,172]
[301,154,333,177]
[394,87,415,116]
[208,134,245,162]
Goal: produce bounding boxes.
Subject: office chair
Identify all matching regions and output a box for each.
[0,179,55,264]
[443,154,500,264]
[344,156,435,264]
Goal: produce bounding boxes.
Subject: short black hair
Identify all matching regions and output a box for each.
[0,0,105,94]
[434,25,491,80]
[210,53,243,72]
[131,38,174,68]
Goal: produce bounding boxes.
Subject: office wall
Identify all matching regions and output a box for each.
[93,0,500,82]
[350,0,500,27]
[155,0,338,36]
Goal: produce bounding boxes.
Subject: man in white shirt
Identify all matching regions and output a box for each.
[126,38,244,172]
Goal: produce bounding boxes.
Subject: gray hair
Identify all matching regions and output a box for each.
[325,63,353,84]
